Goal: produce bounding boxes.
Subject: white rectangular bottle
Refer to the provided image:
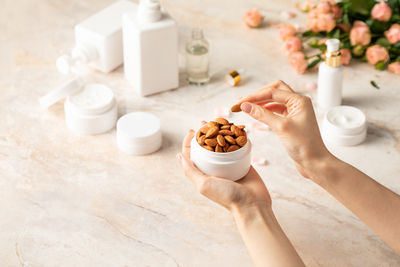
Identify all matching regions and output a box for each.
[57,1,138,75]
[317,39,343,109]
[122,0,179,96]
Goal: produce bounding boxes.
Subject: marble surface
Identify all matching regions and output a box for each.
[1,0,400,266]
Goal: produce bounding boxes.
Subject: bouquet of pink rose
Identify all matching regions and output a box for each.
[279,0,400,81]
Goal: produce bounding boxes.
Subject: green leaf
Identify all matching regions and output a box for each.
[361,54,367,62]
[391,13,400,23]
[376,37,392,48]
[307,58,322,69]
[375,61,386,70]
[395,42,400,48]
[302,30,314,37]
[351,0,370,15]
[342,40,351,49]
[332,29,340,39]
[370,81,380,89]
[368,19,390,34]
[343,13,350,28]
[318,44,327,52]
[309,38,319,48]
[388,0,400,9]
[396,56,400,62]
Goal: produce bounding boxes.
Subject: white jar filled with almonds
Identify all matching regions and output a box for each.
[190,118,252,181]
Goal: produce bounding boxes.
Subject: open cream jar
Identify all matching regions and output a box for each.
[190,126,252,181]
[39,76,117,135]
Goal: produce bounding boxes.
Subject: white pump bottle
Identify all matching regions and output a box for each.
[122,0,179,96]
[317,39,343,109]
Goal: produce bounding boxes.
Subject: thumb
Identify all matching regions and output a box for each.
[177,153,208,189]
[240,102,281,130]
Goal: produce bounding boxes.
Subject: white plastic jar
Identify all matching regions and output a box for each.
[190,127,252,181]
[39,76,118,135]
[321,106,367,146]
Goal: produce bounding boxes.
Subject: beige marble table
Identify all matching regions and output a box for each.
[1,0,400,266]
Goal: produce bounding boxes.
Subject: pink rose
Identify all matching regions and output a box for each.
[285,36,303,53]
[384,24,400,44]
[371,1,392,22]
[336,23,350,33]
[350,21,371,46]
[318,38,329,45]
[340,48,352,65]
[243,9,263,28]
[279,24,296,40]
[388,62,400,74]
[307,9,320,32]
[316,1,331,14]
[317,13,336,32]
[331,5,343,19]
[290,51,308,74]
[366,45,389,65]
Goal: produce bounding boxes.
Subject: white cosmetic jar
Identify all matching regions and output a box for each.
[321,106,367,146]
[190,127,252,181]
[39,76,118,135]
[116,112,162,155]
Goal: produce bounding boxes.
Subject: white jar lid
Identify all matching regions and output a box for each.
[322,106,367,146]
[117,112,162,155]
[39,76,84,108]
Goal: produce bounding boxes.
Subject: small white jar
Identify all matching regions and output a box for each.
[116,112,162,155]
[39,76,118,135]
[190,127,252,181]
[321,106,367,146]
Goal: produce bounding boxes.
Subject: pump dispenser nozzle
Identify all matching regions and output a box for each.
[138,0,162,23]
[56,43,98,75]
[325,39,341,68]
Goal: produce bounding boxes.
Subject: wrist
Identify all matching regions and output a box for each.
[307,154,343,188]
[231,202,276,227]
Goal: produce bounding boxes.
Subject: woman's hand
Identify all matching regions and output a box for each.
[176,125,271,214]
[237,80,333,181]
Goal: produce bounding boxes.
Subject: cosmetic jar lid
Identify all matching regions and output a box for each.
[321,106,367,146]
[117,112,162,155]
[225,68,246,86]
[39,76,84,108]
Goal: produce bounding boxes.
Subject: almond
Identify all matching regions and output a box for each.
[198,135,207,146]
[203,145,214,152]
[219,130,234,136]
[234,128,243,137]
[224,142,230,152]
[220,125,231,130]
[224,135,236,145]
[206,126,219,138]
[215,144,223,153]
[200,126,210,134]
[207,121,219,128]
[196,130,202,141]
[227,145,240,152]
[231,104,242,113]
[205,138,218,147]
[216,135,226,147]
[237,125,246,130]
[215,118,230,125]
[236,136,247,147]
[230,125,237,133]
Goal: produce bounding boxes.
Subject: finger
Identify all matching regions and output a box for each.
[240,102,283,129]
[238,87,298,106]
[263,103,289,116]
[200,120,207,126]
[177,153,209,190]
[182,130,195,158]
[261,79,294,93]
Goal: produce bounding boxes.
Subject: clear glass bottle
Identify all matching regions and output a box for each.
[186,28,210,86]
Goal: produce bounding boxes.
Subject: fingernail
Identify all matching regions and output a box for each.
[241,103,252,113]
[176,154,182,163]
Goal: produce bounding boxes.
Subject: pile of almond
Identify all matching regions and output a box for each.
[196,118,247,153]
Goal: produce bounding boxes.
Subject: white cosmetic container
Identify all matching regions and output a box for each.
[190,127,252,181]
[317,39,344,109]
[321,106,367,146]
[122,0,179,96]
[56,1,138,75]
[117,112,162,155]
[39,76,118,135]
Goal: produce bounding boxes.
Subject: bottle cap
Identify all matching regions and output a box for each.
[138,0,162,23]
[39,76,84,108]
[325,39,341,67]
[225,68,246,86]
[326,39,340,52]
[116,112,162,155]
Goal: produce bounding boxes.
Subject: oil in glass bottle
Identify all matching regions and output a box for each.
[186,28,210,86]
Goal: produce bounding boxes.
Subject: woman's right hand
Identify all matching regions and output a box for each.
[237,80,333,180]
